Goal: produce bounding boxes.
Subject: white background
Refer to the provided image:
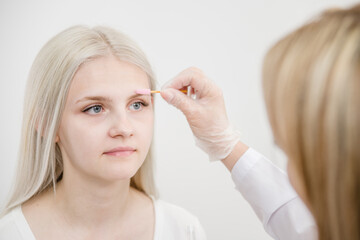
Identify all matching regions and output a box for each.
[0,0,357,239]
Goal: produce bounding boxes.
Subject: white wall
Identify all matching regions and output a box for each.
[0,0,357,239]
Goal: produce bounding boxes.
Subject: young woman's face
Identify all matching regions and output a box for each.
[56,55,154,182]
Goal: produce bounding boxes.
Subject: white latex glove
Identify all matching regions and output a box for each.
[160,67,240,161]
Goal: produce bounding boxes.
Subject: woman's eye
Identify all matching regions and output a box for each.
[129,101,146,111]
[83,105,103,115]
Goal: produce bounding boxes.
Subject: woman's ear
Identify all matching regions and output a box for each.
[55,135,59,143]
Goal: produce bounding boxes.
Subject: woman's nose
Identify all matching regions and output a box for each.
[108,113,134,138]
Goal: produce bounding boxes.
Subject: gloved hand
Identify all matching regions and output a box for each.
[160,67,240,161]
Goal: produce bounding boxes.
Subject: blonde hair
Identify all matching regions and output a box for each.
[2,25,157,215]
[263,4,360,240]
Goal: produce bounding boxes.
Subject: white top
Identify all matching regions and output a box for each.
[0,198,206,240]
[232,148,318,240]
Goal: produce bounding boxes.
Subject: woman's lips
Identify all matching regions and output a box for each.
[104,146,136,157]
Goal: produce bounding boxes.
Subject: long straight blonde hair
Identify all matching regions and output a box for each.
[263,4,360,240]
[2,25,157,216]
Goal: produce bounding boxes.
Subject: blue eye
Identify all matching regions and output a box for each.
[83,105,103,115]
[129,102,146,111]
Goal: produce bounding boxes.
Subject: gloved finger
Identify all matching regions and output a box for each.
[161,67,212,98]
[160,88,195,116]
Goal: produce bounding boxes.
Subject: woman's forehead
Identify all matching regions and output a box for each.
[69,56,150,98]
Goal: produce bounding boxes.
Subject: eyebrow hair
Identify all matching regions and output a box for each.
[76,96,113,104]
[75,94,148,104]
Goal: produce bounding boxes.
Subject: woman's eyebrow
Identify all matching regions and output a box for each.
[75,94,148,104]
[128,93,149,100]
[76,96,113,104]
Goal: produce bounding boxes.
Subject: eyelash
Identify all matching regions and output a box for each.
[82,104,103,114]
[82,101,149,114]
[129,101,148,110]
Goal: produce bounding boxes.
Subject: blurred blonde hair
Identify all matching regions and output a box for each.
[263,4,360,240]
[2,25,157,215]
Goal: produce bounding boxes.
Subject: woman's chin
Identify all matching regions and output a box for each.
[101,163,141,181]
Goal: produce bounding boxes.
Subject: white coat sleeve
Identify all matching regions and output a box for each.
[231,148,318,240]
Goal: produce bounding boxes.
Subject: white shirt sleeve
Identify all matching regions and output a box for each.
[231,148,318,240]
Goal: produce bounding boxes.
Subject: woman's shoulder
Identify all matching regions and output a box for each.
[154,199,199,222]
[0,207,19,231]
[0,206,32,240]
[152,198,206,240]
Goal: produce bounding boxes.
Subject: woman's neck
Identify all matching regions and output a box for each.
[52,170,133,229]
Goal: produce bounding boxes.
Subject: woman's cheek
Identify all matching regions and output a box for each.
[132,113,154,139]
